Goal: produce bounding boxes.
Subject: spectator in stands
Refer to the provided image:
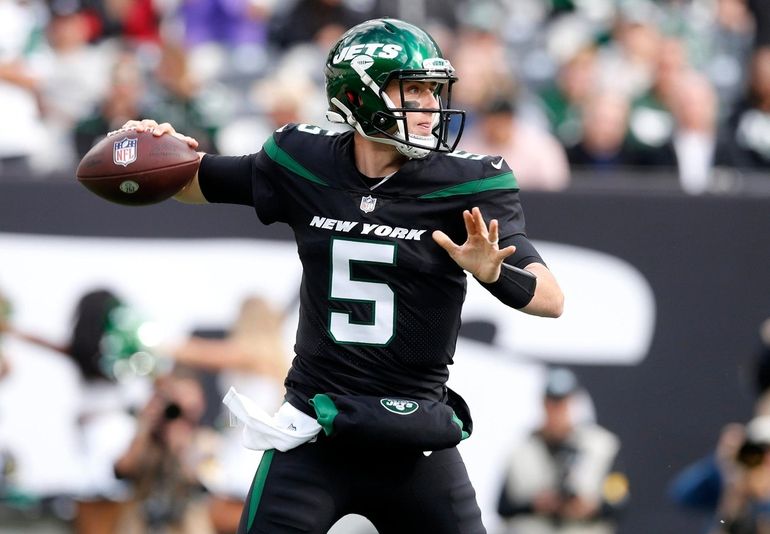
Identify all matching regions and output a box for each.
[215,69,318,155]
[625,37,686,170]
[267,0,369,51]
[369,0,459,56]
[144,40,219,154]
[38,0,115,172]
[74,50,147,157]
[538,46,599,149]
[461,96,570,191]
[450,12,516,125]
[597,2,663,99]
[0,0,47,178]
[717,46,770,169]
[89,0,162,45]
[669,72,719,195]
[566,89,635,171]
[701,0,755,115]
[178,0,271,49]
[497,367,628,533]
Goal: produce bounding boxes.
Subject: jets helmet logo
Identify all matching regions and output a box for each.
[332,43,402,64]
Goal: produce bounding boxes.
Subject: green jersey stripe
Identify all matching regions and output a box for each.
[418,171,518,199]
[263,136,329,186]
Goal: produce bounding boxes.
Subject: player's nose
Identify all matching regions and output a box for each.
[421,90,439,108]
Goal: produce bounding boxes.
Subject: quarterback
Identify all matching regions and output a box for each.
[122,18,563,534]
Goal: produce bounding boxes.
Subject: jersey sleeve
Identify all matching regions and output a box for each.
[501,234,544,269]
[198,153,255,205]
[470,157,536,267]
[198,149,286,225]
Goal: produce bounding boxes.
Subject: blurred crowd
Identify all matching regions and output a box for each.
[1,0,770,194]
[0,288,289,534]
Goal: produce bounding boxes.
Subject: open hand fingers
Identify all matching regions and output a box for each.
[118,119,158,133]
[488,218,500,246]
[498,244,516,260]
[471,207,500,245]
[172,132,199,149]
[462,210,476,238]
[432,230,458,254]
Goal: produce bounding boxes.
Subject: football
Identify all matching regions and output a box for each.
[76,128,200,206]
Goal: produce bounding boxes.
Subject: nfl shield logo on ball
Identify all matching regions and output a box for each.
[360,195,377,213]
[113,137,137,167]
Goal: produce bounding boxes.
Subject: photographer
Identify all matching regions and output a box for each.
[709,416,770,534]
[496,367,628,534]
[114,367,213,533]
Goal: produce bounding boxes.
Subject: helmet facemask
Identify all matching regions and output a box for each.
[370,68,465,159]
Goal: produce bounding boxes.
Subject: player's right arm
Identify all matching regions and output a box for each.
[120,119,207,204]
[121,119,286,221]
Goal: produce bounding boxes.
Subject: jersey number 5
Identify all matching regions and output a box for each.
[329,238,396,345]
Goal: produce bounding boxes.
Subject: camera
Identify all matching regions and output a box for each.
[736,416,770,468]
[736,440,768,468]
[163,401,183,421]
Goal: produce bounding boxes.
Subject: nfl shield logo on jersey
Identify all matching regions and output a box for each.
[113,137,138,167]
[360,195,377,213]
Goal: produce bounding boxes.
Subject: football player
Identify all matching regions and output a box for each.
[121,17,563,534]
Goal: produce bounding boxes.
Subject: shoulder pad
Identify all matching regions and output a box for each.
[444,149,512,176]
[273,123,340,140]
[415,151,518,199]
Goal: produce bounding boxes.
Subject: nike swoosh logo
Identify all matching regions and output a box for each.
[491,157,504,169]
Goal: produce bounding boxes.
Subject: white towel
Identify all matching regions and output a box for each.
[222,387,321,452]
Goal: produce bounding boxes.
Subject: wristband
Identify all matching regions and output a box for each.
[476,263,537,309]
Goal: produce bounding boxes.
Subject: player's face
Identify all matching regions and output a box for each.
[384,80,440,137]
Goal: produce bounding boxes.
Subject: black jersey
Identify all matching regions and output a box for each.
[199,124,534,415]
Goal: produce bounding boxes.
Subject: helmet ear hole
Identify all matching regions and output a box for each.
[345,91,362,107]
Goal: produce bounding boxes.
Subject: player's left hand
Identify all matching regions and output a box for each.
[432,206,516,283]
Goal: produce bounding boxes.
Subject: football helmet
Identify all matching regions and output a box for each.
[325,18,465,159]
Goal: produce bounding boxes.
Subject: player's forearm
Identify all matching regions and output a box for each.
[521,263,564,318]
[173,153,208,204]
